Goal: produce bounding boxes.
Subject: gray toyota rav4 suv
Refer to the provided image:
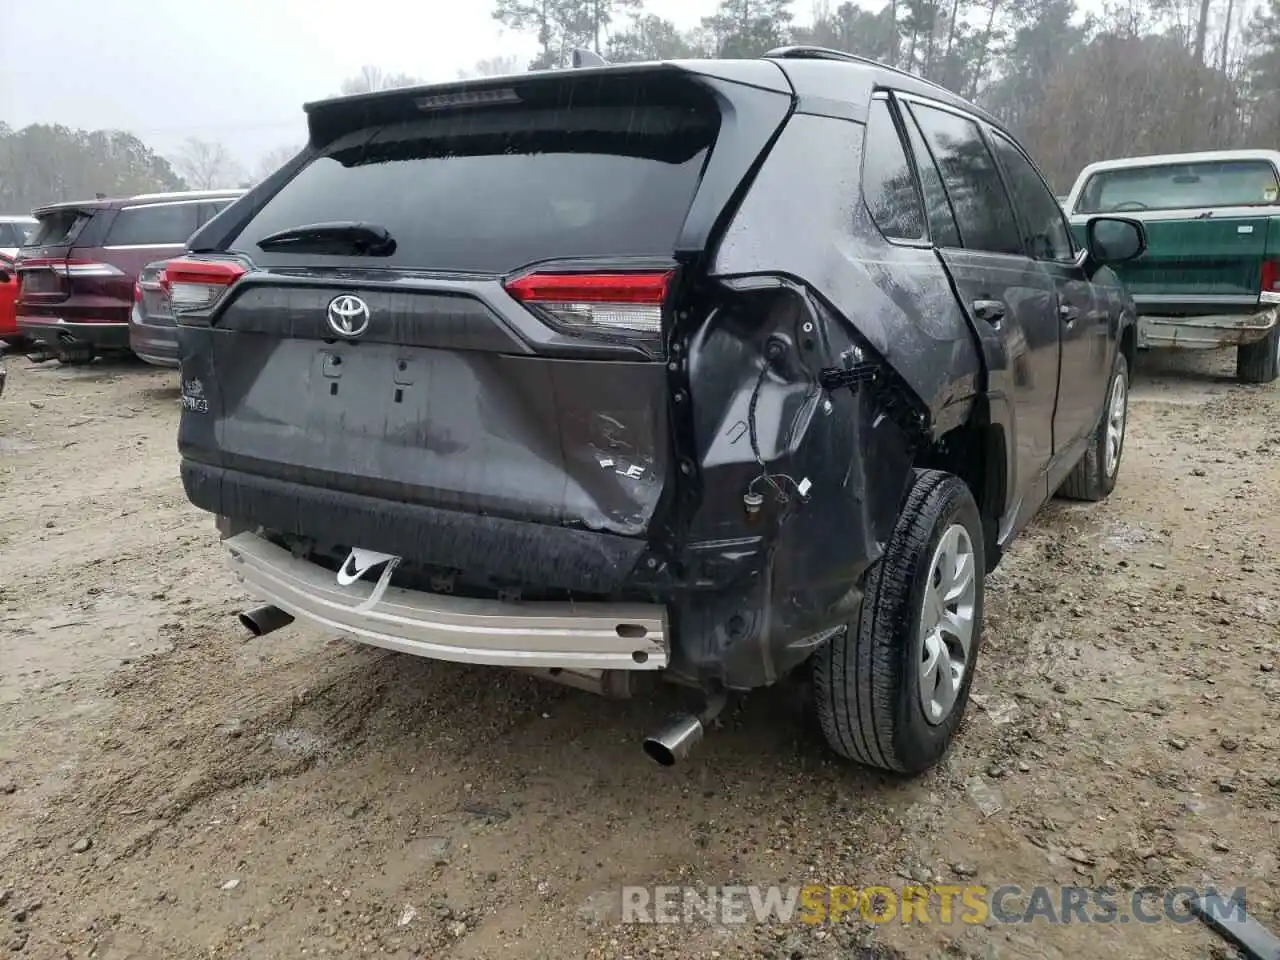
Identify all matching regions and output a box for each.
[169,48,1146,774]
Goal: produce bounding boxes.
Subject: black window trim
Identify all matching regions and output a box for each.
[984,126,1078,263]
[863,90,932,250]
[894,91,1029,259]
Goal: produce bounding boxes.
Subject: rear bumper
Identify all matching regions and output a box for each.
[225,530,669,670]
[1139,309,1278,349]
[129,308,179,368]
[180,460,653,595]
[17,316,131,350]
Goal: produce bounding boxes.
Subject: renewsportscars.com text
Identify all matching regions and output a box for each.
[620,885,1246,926]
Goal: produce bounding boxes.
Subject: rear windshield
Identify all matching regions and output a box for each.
[106,202,202,246]
[227,93,719,273]
[27,209,94,247]
[1075,159,1280,214]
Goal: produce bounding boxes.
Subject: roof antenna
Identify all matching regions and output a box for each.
[571,48,608,68]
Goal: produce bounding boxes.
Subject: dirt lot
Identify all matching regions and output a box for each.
[0,351,1277,960]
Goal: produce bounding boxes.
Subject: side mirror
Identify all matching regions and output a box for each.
[1086,216,1147,265]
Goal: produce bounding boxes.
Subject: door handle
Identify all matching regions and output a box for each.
[1059,304,1080,323]
[972,299,1006,324]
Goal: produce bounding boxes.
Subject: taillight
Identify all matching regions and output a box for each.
[54,260,123,279]
[503,271,672,338]
[134,281,144,304]
[160,258,248,315]
[1262,260,1280,302]
[15,257,122,294]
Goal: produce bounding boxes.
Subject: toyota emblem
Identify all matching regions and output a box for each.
[326,294,371,337]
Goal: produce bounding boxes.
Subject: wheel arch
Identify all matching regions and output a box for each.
[1120,319,1137,377]
[913,399,1008,573]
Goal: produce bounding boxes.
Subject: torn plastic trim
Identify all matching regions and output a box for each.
[713,272,932,438]
[659,274,926,688]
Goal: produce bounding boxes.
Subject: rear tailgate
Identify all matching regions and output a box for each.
[177,64,794,543]
[1069,156,1280,313]
[17,203,130,320]
[17,205,100,303]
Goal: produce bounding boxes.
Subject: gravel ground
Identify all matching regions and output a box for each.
[0,350,1276,960]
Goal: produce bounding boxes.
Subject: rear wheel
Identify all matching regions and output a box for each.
[1059,350,1128,502]
[812,469,985,775]
[1237,325,1280,384]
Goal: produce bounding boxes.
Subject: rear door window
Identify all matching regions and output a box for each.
[907,103,1023,256]
[861,98,925,242]
[1076,159,1280,214]
[106,203,201,247]
[227,94,719,273]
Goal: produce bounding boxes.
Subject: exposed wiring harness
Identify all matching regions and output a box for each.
[745,360,812,509]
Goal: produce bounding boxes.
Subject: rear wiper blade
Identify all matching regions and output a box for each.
[256,221,396,256]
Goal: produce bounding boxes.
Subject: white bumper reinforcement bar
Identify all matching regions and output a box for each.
[224,532,670,670]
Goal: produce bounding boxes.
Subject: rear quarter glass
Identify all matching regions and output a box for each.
[226,96,720,274]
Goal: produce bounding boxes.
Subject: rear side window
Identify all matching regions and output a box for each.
[28,210,93,247]
[106,203,200,246]
[1076,159,1280,214]
[861,98,925,241]
[908,103,1022,256]
[228,94,718,273]
[988,131,1073,261]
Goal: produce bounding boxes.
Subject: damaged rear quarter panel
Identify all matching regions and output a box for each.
[670,109,981,689]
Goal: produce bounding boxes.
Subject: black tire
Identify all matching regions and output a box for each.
[1237,326,1280,384]
[812,469,985,775]
[1058,350,1129,502]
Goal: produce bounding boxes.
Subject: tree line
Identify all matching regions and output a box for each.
[2,0,1276,212]
[489,0,1280,192]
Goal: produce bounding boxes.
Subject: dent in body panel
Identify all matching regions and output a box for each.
[671,111,986,688]
[176,325,668,539]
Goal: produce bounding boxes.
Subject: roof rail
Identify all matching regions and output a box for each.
[763,45,955,96]
[128,187,247,202]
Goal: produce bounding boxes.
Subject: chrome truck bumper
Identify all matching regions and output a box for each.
[223,531,670,672]
[1139,307,1279,349]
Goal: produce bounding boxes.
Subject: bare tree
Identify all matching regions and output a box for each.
[173,138,244,190]
[339,65,424,95]
[253,144,304,184]
[458,54,523,78]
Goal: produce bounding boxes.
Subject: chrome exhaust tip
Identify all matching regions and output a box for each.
[643,714,705,766]
[642,692,726,766]
[238,604,294,638]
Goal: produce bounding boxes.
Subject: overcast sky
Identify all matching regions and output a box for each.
[0,0,730,172]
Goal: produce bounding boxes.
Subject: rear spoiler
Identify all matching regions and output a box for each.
[30,201,108,219]
[301,60,793,150]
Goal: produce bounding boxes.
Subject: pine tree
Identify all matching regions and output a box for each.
[702,0,795,58]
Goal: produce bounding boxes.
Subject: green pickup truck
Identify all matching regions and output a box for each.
[1065,150,1280,383]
